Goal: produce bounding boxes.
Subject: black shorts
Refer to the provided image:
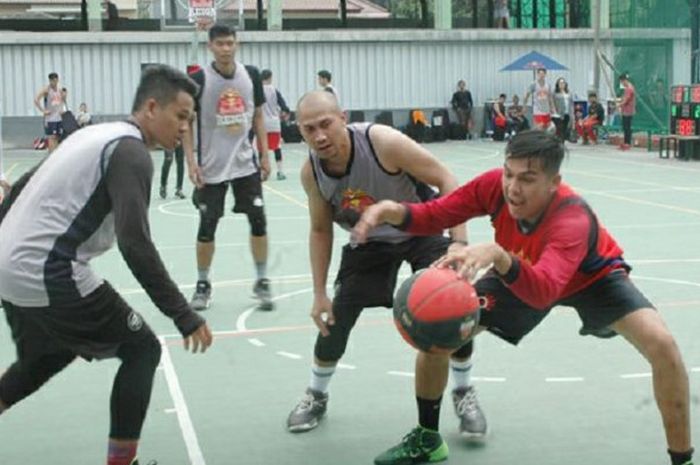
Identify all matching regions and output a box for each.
[44,121,63,137]
[192,172,263,219]
[476,268,654,345]
[333,235,449,308]
[2,282,154,361]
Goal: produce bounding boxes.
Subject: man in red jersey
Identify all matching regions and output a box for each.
[354,130,693,465]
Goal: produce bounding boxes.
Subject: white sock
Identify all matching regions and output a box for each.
[309,363,336,393]
[450,359,473,390]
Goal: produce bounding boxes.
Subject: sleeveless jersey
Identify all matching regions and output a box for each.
[0,122,143,306]
[310,122,431,244]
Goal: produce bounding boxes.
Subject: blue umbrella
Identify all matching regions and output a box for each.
[500,50,568,72]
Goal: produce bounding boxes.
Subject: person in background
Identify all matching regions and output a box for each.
[494,0,510,28]
[451,80,474,140]
[575,92,605,145]
[552,77,573,142]
[77,102,93,128]
[507,94,529,134]
[617,73,636,151]
[259,69,291,180]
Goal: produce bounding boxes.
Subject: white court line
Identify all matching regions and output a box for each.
[263,183,308,209]
[157,201,308,220]
[631,259,700,264]
[277,351,302,360]
[158,336,206,465]
[634,275,700,289]
[5,162,18,177]
[472,376,507,382]
[583,190,700,217]
[164,408,178,414]
[620,373,652,379]
[545,377,584,383]
[574,151,700,173]
[337,363,356,370]
[120,274,313,296]
[248,338,265,347]
[387,371,414,377]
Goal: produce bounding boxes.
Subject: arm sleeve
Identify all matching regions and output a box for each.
[105,138,204,337]
[245,65,266,107]
[501,207,591,309]
[276,90,290,113]
[189,69,205,113]
[402,169,502,235]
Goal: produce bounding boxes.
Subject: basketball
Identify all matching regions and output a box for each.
[393,267,481,354]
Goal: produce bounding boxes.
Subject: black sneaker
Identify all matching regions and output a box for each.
[452,386,488,439]
[287,388,328,432]
[174,189,186,199]
[253,278,274,311]
[159,186,166,199]
[276,172,286,180]
[190,280,212,311]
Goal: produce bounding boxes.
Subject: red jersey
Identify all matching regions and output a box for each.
[404,168,626,310]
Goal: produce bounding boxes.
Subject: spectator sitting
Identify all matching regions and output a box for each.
[492,93,508,141]
[507,94,529,134]
[576,93,605,145]
[77,102,92,127]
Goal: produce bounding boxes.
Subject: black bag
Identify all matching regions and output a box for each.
[281,123,302,143]
[61,111,79,138]
[448,122,467,140]
[375,111,394,127]
[349,110,365,123]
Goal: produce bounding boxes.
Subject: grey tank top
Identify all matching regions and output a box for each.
[262,84,281,133]
[198,62,257,183]
[310,122,431,244]
[46,86,63,123]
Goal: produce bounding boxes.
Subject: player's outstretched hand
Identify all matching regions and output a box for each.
[311,294,334,337]
[183,323,213,353]
[433,243,501,281]
[351,200,404,245]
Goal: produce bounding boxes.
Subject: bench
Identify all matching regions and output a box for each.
[659,135,700,160]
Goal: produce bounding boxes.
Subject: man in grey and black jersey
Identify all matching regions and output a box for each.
[285,91,488,457]
[184,23,274,312]
[259,69,290,180]
[0,65,213,465]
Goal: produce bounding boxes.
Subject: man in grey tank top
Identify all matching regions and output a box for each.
[34,72,67,154]
[286,91,488,456]
[0,64,212,465]
[183,24,274,311]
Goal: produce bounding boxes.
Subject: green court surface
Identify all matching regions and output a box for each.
[0,140,699,465]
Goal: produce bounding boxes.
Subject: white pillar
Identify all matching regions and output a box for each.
[268,0,282,31]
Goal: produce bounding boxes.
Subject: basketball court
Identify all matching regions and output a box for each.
[0,139,698,465]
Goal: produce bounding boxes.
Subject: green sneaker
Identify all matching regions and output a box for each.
[374,426,448,465]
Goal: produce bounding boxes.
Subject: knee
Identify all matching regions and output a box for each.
[247,208,267,237]
[197,216,219,243]
[451,339,474,360]
[645,332,683,367]
[119,333,162,370]
[314,329,350,363]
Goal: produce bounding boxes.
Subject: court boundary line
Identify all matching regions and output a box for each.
[158,336,206,465]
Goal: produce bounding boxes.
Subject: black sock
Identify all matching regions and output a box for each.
[669,448,694,465]
[417,396,442,431]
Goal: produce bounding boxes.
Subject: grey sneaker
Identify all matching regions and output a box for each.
[452,386,487,439]
[159,185,166,199]
[277,171,286,180]
[287,388,328,433]
[174,189,186,199]
[253,278,274,311]
[190,280,212,311]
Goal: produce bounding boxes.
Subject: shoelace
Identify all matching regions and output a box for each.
[294,393,315,413]
[399,428,425,457]
[456,389,479,417]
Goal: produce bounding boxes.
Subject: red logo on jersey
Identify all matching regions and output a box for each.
[340,189,376,213]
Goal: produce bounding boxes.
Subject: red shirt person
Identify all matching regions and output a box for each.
[354,130,693,465]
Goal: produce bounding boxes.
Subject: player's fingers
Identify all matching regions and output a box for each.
[183,336,191,351]
[326,308,335,327]
[312,313,329,337]
[203,326,213,348]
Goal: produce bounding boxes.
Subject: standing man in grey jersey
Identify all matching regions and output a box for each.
[34,72,67,153]
[0,64,213,465]
[259,69,290,180]
[184,23,274,311]
[286,91,488,454]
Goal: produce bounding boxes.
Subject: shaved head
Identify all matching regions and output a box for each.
[296,90,342,118]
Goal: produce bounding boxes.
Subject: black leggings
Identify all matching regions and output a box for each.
[622,115,633,145]
[161,145,184,189]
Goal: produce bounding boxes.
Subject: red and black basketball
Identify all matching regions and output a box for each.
[393,267,480,353]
